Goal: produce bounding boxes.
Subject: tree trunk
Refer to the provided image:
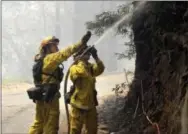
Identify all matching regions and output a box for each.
[118,2,188,134]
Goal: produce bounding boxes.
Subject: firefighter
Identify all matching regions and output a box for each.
[28,31,91,134]
[69,46,105,134]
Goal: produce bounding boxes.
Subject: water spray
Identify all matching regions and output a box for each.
[64,1,147,133]
[94,1,146,46]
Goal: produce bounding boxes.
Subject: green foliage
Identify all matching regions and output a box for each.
[86,3,132,36]
[85,3,135,59]
[112,70,134,96]
[86,11,120,36]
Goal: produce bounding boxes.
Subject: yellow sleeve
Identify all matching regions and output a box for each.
[91,59,105,77]
[69,64,89,81]
[42,41,82,73]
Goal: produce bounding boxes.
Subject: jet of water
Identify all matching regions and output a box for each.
[94,13,132,46]
[93,1,146,46]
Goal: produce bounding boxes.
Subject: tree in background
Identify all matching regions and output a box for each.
[2,1,129,82]
[2,1,57,82]
[85,2,136,60]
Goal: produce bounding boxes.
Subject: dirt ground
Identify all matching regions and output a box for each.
[2,72,132,134]
[2,82,33,92]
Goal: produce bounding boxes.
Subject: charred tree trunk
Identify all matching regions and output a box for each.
[121,2,188,134]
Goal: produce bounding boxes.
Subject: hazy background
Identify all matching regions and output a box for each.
[2,1,135,83]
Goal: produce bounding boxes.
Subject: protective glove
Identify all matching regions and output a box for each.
[81,31,91,45]
[90,46,98,59]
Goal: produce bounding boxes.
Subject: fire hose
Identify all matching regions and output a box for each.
[64,37,94,134]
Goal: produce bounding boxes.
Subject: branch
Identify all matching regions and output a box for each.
[133,97,140,119]
[85,3,132,36]
[124,69,130,85]
[141,80,161,134]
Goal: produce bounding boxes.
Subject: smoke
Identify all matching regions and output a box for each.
[2,1,141,82]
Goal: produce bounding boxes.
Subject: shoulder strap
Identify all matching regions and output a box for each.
[42,59,61,84]
[44,67,59,84]
[41,56,63,84]
[42,72,57,79]
[90,66,94,76]
[42,63,64,80]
